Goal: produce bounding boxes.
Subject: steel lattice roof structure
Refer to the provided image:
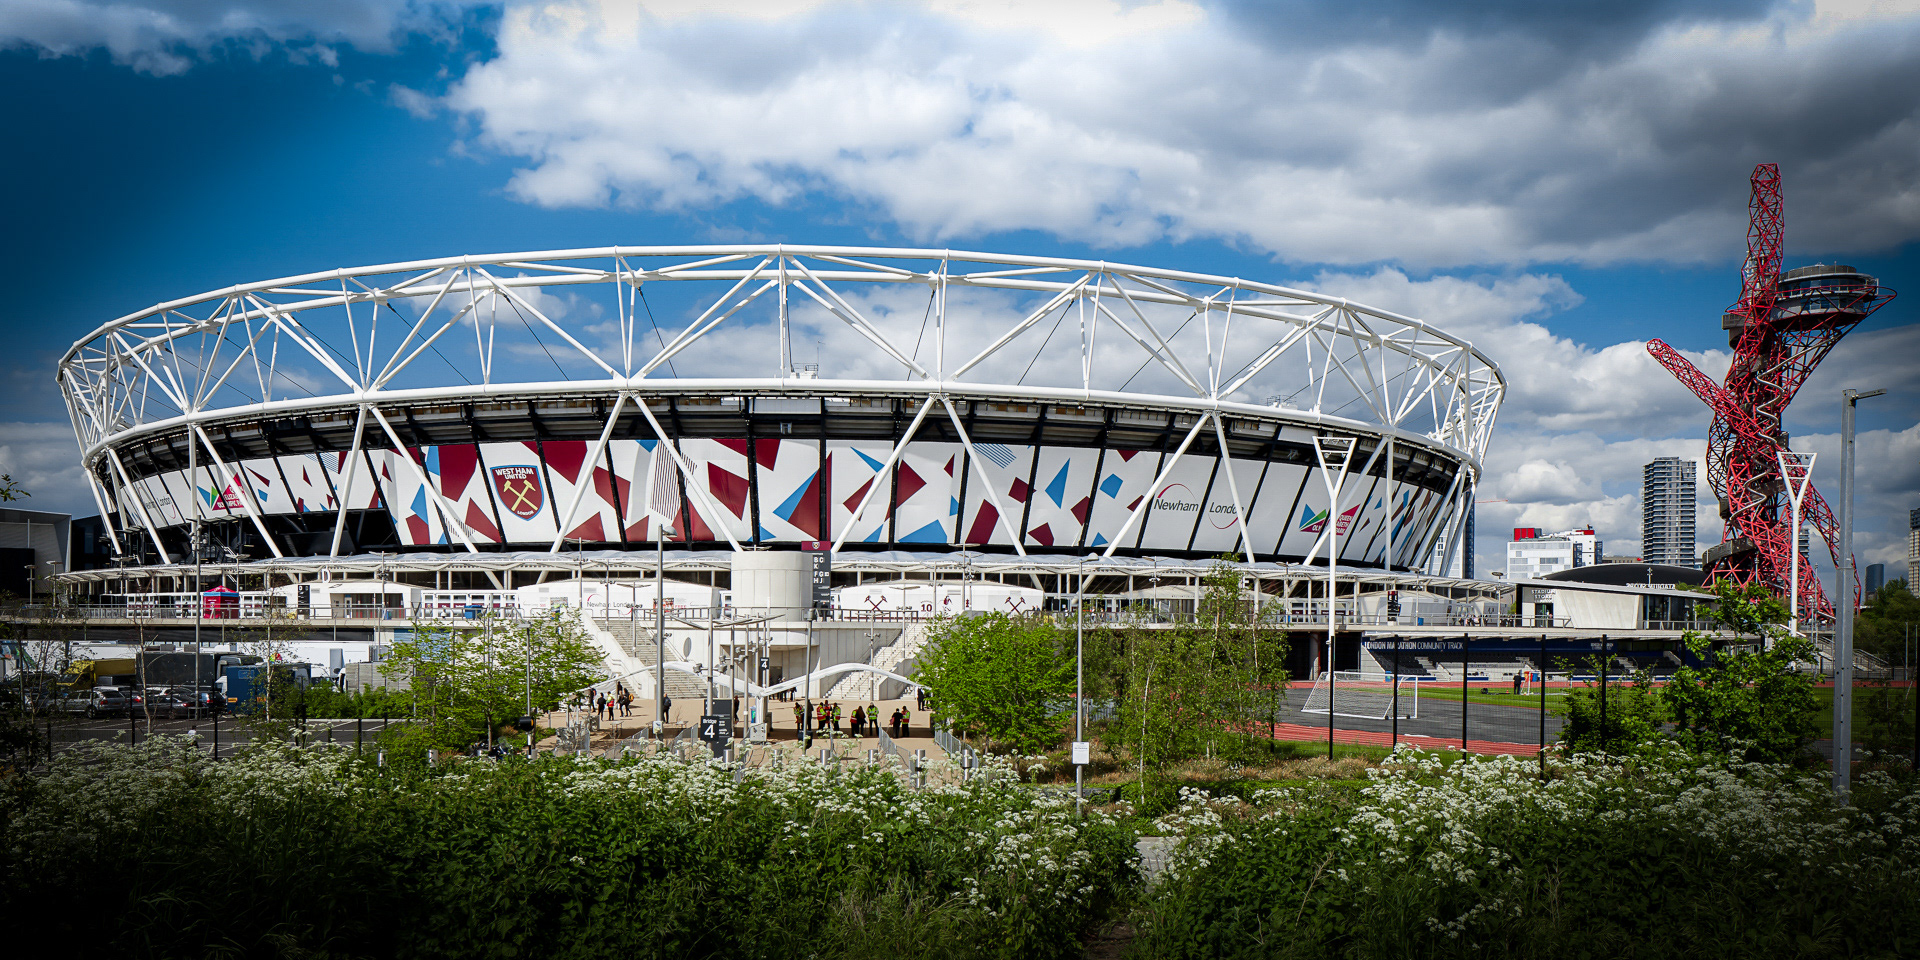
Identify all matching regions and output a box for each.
[56,245,1504,582]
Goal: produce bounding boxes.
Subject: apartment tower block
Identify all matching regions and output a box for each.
[1642,457,1698,568]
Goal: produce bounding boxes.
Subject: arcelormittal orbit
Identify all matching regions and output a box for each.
[1647,164,1894,617]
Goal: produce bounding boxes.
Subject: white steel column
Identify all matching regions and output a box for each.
[1777,450,1816,639]
[831,396,937,552]
[367,407,483,554]
[548,392,630,552]
[106,449,172,565]
[1313,435,1357,680]
[940,398,1029,557]
[329,408,370,558]
[1100,416,1211,559]
[190,424,286,559]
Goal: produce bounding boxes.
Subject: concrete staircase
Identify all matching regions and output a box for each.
[1414,656,1449,681]
[596,618,706,700]
[826,622,926,700]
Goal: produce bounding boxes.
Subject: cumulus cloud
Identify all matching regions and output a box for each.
[0,422,91,517]
[0,0,483,75]
[440,0,1920,267]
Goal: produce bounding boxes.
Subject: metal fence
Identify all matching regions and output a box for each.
[25,715,416,766]
[8,602,1579,631]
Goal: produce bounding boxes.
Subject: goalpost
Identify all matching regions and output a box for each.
[1301,671,1420,720]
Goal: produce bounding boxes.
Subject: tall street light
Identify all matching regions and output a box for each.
[1835,386,1884,801]
[1072,554,1095,817]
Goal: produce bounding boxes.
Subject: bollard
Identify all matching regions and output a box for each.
[427,748,437,767]
[867,748,878,768]
[378,749,386,768]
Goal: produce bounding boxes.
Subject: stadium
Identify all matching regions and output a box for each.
[52,245,1507,695]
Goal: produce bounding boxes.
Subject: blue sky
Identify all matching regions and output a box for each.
[2,0,1916,577]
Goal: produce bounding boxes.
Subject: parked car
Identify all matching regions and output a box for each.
[65,687,131,718]
[156,685,224,716]
[34,690,88,715]
[146,692,194,720]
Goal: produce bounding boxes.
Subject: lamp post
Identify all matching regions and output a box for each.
[1072,554,1093,817]
[1834,386,1884,801]
[656,522,674,728]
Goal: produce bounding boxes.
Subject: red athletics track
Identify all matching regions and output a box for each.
[1262,722,1545,756]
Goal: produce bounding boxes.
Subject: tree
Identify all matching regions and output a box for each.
[381,610,605,749]
[912,613,1074,753]
[1659,579,1819,763]
[1099,559,1290,796]
[1556,658,1667,754]
[235,611,306,722]
[1857,579,1920,666]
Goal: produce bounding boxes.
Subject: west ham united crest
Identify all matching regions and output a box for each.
[492,466,545,519]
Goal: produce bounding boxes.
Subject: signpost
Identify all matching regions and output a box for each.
[699,713,733,757]
[802,541,833,615]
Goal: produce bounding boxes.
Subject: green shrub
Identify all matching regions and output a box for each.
[2,738,1136,959]
[1134,748,1920,959]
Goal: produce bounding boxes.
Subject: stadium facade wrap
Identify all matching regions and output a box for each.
[56,246,1503,587]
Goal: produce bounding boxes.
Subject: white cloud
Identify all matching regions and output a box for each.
[0,422,92,517]
[0,0,482,75]
[389,82,437,118]
[1792,422,1920,571]
[440,0,1920,267]
[1284,268,1904,578]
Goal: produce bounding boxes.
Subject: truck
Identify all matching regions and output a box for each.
[58,658,138,691]
[59,653,250,692]
[218,662,313,714]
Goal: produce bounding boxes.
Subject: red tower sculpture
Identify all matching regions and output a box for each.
[1648,164,1895,616]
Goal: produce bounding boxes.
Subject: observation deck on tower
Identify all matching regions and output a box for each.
[1721,263,1890,346]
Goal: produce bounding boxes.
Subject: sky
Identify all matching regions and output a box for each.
[2,0,1917,580]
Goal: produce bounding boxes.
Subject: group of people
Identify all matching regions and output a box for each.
[585,685,634,721]
[793,699,918,740]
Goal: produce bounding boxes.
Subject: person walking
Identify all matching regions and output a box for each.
[851,705,865,738]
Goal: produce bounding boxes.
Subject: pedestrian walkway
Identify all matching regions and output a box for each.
[537,694,950,764]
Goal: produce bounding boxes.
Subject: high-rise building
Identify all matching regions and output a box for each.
[1908,507,1919,596]
[1642,457,1698,567]
[1865,563,1885,596]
